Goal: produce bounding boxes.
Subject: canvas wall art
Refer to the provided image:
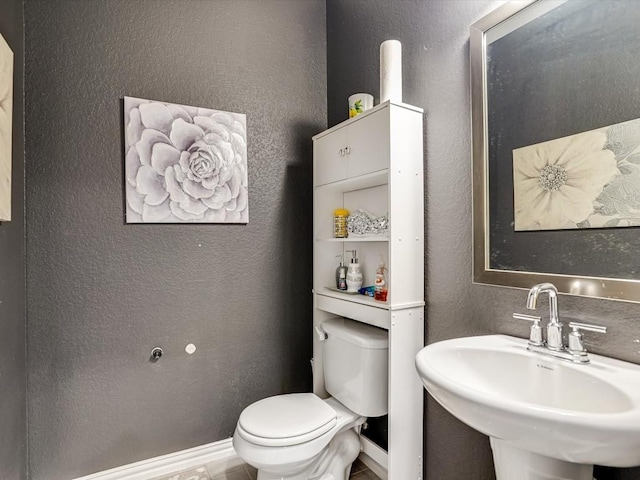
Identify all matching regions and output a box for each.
[124,97,248,223]
[513,118,640,231]
[0,34,13,222]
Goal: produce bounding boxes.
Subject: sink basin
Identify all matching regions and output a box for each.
[415,335,640,479]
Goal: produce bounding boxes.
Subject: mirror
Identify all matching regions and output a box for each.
[471,0,640,302]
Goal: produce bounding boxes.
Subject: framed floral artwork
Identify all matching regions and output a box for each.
[124,97,248,223]
[513,118,640,231]
[0,34,13,222]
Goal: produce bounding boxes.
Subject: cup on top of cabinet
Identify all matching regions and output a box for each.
[348,93,374,118]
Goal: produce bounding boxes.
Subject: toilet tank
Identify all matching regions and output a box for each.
[321,318,388,417]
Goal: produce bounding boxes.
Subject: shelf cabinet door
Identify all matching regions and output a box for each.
[346,107,390,178]
[315,128,348,186]
[315,107,391,187]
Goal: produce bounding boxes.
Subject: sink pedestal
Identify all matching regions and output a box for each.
[491,439,593,480]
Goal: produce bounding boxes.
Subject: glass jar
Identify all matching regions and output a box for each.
[333,208,349,238]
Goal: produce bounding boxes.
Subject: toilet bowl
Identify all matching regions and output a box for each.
[233,395,365,480]
[233,318,389,480]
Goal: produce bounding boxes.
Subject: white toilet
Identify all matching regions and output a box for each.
[233,318,389,480]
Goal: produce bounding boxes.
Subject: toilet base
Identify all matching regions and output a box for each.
[257,428,361,480]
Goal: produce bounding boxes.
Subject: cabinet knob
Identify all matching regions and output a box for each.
[344,146,350,155]
[338,148,344,156]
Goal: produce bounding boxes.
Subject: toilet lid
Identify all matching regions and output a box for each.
[237,393,337,446]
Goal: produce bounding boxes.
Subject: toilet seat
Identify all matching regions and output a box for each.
[233,396,365,476]
[236,393,337,447]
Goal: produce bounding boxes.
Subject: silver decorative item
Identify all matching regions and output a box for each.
[347,210,389,237]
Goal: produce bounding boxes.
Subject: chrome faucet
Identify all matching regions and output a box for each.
[526,282,562,351]
[514,283,607,364]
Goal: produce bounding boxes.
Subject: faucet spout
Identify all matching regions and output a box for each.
[527,283,562,350]
[526,282,559,325]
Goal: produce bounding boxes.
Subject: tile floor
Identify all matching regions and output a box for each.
[152,457,380,480]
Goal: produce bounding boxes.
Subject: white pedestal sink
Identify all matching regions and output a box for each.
[415,335,640,480]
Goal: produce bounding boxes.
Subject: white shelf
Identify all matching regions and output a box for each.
[315,169,388,192]
[319,288,390,309]
[316,236,389,243]
[312,100,424,141]
[316,288,425,312]
[314,291,391,330]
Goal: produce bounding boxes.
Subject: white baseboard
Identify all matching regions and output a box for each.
[72,438,236,480]
[72,434,390,480]
[359,436,388,480]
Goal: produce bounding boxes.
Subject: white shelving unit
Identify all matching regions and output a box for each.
[312,101,425,480]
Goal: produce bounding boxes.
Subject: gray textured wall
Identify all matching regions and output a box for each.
[24,1,326,479]
[326,1,640,480]
[0,0,26,478]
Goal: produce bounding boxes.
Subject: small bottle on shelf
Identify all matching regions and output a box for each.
[335,254,348,291]
[333,208,349,238]
[374,255,388,302]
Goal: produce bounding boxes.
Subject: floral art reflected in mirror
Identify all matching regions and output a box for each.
[513,119,640,231]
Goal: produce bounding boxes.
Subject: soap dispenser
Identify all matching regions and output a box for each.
[335,254,348,291]
[345,250,363,293]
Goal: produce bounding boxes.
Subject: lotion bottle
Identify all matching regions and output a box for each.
[345,250,363,293]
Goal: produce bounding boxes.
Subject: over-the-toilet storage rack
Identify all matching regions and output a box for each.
[312,100,424,480]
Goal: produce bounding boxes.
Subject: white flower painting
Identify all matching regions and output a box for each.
[124,97,248,223]
[0,34,13,222]
[512,118,640,231]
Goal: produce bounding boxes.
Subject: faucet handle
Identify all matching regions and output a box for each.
[513,312,541,323]
[513,313,543,346]
[567,322,607,361]
[568,321,607,334]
